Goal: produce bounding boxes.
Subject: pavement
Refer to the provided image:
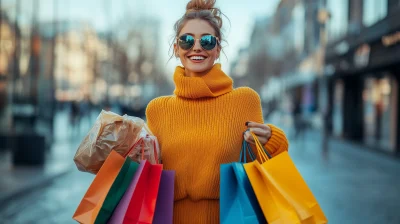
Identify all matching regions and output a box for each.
[0,109,95,205]
[0,111,400,223]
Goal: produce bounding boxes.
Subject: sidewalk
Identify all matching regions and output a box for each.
[0,110,89,205]
[267,112,400,223]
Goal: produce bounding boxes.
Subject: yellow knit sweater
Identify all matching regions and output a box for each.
[146,63,289,223]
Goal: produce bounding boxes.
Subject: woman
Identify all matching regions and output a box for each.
[146,0,289,223]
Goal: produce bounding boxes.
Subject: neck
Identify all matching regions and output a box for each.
[173,63,233,99]
[184,68,212,77]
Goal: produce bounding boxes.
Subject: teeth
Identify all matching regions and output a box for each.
[190,56,205,60]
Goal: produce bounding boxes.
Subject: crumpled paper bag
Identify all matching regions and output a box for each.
[73,110,144,174]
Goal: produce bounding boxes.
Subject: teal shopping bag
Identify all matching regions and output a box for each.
[220,140,267,224]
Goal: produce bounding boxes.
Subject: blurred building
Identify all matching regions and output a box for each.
[111,17,173,116]
[0,11,16,133]
[0,0,171,154]
[234,0,400,156]
[324,0,400,154]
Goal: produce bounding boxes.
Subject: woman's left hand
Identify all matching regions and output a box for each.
[244,121,272,145]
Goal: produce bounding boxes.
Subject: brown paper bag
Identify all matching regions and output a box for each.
[73,110,144,174]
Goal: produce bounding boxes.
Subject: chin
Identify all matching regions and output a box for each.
[185,63,213,74]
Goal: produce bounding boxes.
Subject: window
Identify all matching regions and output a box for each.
[333,79,344,137]
[363,75,397,151]
[363,0,388,27]
[292,2,305,53]
[327,0,349,42]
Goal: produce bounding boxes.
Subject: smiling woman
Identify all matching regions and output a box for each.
[145,0,289,223]
[174,20,221,77]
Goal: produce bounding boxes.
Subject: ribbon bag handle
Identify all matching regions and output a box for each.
[152,139,160,164]
[124,138,143,158]
[239,139,257,163]
[250,131,272,163]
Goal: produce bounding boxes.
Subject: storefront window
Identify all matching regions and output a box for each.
[363,75,397,152]
[363,78,377,146]
[333,79,344,137]
[380,75,397,151]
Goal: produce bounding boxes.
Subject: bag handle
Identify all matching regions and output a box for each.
[246,141,257,162]
[239,140,257,163]
[124,138,143,158]
[152,139,160,164]
[250,131,272,163]
[124,134,160,164]
[239,140,255,163]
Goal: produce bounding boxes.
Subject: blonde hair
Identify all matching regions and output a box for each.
[169,0,229,60]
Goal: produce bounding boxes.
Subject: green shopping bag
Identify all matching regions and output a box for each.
[94,157,139,224]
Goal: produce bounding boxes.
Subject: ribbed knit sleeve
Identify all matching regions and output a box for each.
[240,87,289,158]
[265,124,289,157]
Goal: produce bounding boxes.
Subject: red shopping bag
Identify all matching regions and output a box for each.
[122,160,163,224]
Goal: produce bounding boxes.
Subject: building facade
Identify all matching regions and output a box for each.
[235,0,400,156]
[324,0,400,154]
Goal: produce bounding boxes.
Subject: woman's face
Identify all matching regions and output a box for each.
[174,19,221,77]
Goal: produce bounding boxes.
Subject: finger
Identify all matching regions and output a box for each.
[249,127,268,137]
[246,121,268,129]
[246,138,256,145]
[255,136,268,145]
[247,127,269,144]
[244,131,256,144]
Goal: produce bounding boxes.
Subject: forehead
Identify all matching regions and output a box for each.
[179,19,216,36]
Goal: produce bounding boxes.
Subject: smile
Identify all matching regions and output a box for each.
[188,55,207,62]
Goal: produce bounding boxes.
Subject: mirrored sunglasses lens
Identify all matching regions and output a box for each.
[179,35,194,50]
[201,35,217,50]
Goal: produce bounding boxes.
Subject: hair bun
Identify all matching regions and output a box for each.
[186,0,217,12]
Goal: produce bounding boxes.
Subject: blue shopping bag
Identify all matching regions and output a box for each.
[220,140,267,224]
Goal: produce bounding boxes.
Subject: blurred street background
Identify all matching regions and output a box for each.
[1,0,400,223]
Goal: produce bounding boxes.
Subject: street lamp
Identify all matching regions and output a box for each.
[317,8,331,48]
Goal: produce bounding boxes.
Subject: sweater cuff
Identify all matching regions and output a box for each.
[264,124,289,157]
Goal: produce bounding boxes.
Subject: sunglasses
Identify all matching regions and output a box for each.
[177,34,219,51]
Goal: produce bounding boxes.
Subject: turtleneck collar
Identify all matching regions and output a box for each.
[173,63,233,99]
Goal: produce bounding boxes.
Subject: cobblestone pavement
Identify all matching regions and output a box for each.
[1,131,400,224]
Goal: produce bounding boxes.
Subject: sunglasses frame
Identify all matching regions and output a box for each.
[176,34,220,51]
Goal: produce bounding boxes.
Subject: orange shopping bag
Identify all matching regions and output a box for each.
[244,132,328,224]
[73,150,125,224]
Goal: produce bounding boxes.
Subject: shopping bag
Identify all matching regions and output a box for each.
[94,157,139,224]
[73,150,126,224]
[74,110,144,174]
[153,170,175,224]
[123,160,163,224]
[220,140,266,224]
[108,161,146,224]
[244,132,328,224]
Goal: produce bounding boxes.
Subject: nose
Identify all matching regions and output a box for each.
[192,39,202,52]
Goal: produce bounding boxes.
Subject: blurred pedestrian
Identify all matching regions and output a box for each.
[293,99,304,141]
[143,0,289,222]
[322,104,332,159]
[69,100,80,136]
[79,96,90,131]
